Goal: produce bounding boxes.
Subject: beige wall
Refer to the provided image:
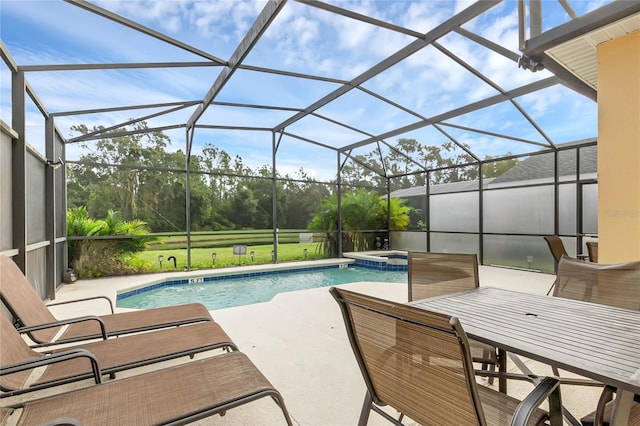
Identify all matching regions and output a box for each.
[597,31,640,262]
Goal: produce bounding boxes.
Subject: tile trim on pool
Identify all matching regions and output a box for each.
[343,250,408,272]
[116,260,357,301]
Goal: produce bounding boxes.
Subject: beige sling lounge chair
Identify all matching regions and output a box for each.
[408,251,499,383]
[0,255,213,346]
[330,287,563,426]
[1,351,293,425]
[1,313,237,397]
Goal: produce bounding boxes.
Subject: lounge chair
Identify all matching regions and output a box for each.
[330,287,563,425]
[1,313,237,397]
[0,255,213,346]
[553,255,640,426]
[408,251,498,384]
[1,351,293,425]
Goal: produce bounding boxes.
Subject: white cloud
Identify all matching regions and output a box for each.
[2,0,599,174]
[454,0,477,15]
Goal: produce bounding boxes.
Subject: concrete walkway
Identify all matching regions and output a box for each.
[5,264,604,425]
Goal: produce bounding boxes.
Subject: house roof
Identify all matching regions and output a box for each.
[490,144,597,184]
[389,142,597,198]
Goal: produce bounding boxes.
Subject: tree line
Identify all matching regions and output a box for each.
[67,122,332,233]
[67,122,518,234]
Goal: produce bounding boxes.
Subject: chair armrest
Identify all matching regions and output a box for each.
[511,376,563,426]
[16,315,109,342]
[592,385,616,426]
[0,348,102,396]
[47,295,114,314]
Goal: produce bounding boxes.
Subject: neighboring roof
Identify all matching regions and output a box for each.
[390,178,496,198]
[490,144,597,184]
[390,143,596,198]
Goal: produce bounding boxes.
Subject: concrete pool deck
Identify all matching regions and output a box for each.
[4,262,605,425]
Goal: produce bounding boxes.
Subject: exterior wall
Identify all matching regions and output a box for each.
[597,32,640,262]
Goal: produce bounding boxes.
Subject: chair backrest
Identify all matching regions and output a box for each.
[586,241,598,263]
[408,252,479,302]
[544,236,568,264]
[554,255,640,310]
[0,255,60,343]
[330,287,485,425]
[0,313,42,392]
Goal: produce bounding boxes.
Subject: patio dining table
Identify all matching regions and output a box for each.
[408,287,640,426]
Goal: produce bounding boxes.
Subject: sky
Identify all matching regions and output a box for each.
[0,0,606,181]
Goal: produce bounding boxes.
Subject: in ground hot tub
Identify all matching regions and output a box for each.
[342,251,408,271]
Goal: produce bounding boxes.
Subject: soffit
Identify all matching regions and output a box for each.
[546,12,640,90]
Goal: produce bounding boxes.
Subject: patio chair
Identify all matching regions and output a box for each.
[1,351,293,425]
[0,255,214,346]
[544,235,568,266]
[408,251,499,384]
[0,312,238,397]
[553,255,640,426]
[553,255,640,311]
[586,241,598,263]
[330,287,563,426]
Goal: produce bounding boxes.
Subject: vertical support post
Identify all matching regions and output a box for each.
[12,70,27,271]
[478,161,484,265]
[272,131,278,263]
[553,150,560,272]
[61,132,69,273]
[517,0,526,50]
[553,150,560,235]
[576,148,583,255]
[425,170,431,252]
[530,0,542,38]
[337,151,343,257]
[45,116,56,299]
[386,177,391,248]
[185,128,193,271]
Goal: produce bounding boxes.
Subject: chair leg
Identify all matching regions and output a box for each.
[358,392,373,426]
[482,348,496,385]
[487,362,495,385]
[269,394,294,426]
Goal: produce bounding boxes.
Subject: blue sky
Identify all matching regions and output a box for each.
[1,0,605,181]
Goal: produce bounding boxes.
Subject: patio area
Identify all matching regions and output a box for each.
[3,264,606,425]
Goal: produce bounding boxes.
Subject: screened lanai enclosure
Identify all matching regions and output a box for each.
[2,0,639,298]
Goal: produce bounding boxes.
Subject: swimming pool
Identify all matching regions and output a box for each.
[117,266,407,311]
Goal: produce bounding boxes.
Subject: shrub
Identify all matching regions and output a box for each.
[67,207,157,278]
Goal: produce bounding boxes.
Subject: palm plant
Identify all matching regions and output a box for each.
[67,207,156,278]
[307,194,341,256]
[308,190,412,257]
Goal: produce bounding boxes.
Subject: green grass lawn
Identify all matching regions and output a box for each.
[134,242,327,272]
[146,230,319,249]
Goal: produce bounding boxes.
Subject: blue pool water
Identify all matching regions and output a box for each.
[117,266,407,311]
